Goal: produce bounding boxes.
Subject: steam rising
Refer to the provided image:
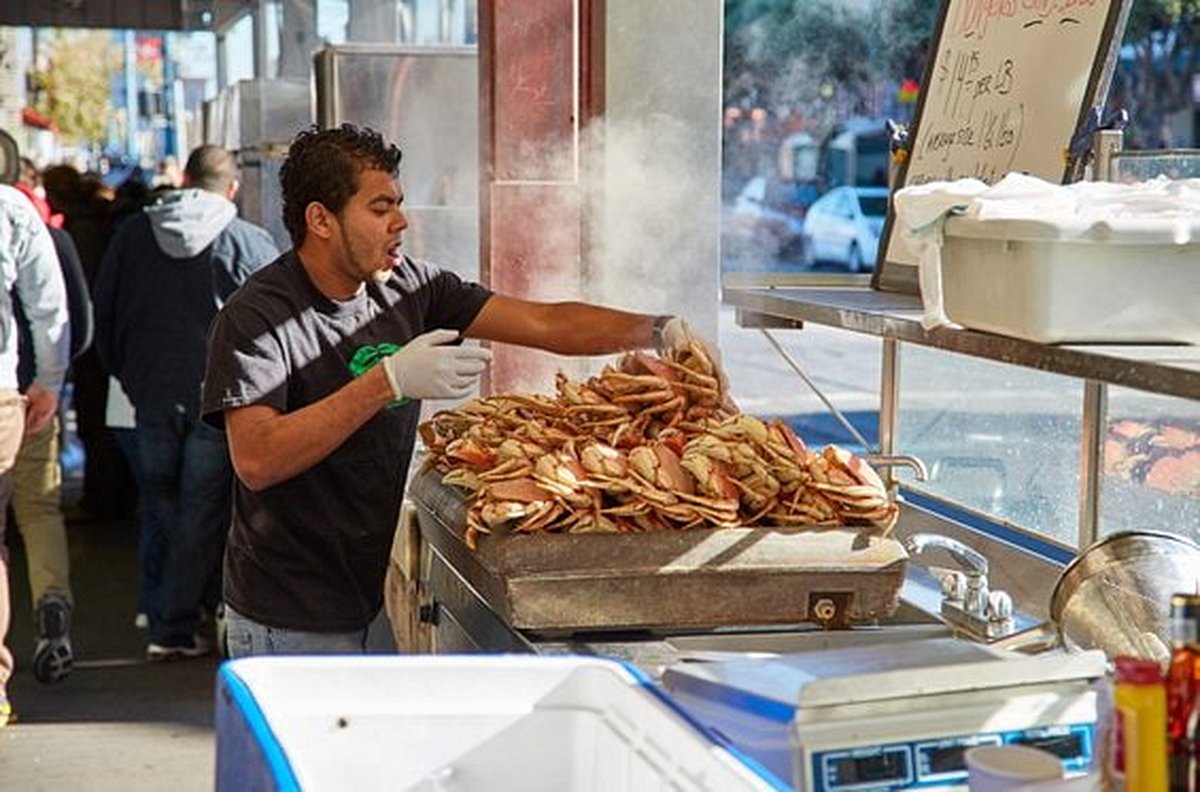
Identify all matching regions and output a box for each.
[489,114,720,319]
[476,113,720,393]
[581,114,718,324]
[390,9,722,395]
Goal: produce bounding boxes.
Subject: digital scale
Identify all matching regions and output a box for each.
[662,638,1106,790]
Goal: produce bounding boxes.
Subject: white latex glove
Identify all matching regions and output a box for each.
[660,316,736,412]
[381,329,492,400]
[660,316,722,368]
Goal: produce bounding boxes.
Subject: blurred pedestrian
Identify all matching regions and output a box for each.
[9,178,93,684]
[95,145,278,660]
[99,167,159,629]
[43,165,136,520]
[15,158,58,229]
[0,184,70,722]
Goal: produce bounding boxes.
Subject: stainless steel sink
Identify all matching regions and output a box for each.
[665,613,950,659]
[876,597,945,626]
[662,577,951,658]
[534,573,958,676]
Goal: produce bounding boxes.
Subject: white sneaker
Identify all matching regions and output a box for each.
[146,634,212,662]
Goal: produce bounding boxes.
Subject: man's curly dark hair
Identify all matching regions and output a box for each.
[280,123,402,247]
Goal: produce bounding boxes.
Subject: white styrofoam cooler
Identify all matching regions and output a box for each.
[215,655,785,792]
[939,215,1200,344]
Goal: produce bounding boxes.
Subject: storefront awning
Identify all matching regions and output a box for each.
[21,107,57,132]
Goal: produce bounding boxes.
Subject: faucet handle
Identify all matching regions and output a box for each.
[937,569,967,602]
[906,534,1017,641]
[987,590,1014,621]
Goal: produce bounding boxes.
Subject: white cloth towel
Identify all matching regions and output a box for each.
[891,178,987,329]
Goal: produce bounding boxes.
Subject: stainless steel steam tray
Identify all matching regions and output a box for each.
[408,468,908,634]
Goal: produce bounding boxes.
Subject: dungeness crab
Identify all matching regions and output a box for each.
[419,342,897,548]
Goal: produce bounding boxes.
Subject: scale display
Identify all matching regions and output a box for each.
[809,723,1093,791]
[823,748,912,788]
[916,735,1002,782]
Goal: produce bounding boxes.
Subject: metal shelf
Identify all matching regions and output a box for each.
[724,285,1200,401]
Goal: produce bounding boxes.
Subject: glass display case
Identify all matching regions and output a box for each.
[723,282,1200,615]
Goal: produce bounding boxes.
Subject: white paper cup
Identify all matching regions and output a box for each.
[965,745,1064,791]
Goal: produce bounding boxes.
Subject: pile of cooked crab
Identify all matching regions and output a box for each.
[418,339,898,549]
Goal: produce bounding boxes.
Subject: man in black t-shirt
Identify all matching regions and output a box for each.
[202,124,709,655]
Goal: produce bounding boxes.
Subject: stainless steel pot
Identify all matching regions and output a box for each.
[1049,530,1200,663]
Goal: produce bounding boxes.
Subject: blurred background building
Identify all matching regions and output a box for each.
[0,1,476,175]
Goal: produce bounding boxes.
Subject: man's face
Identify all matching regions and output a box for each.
[331,167,408,284]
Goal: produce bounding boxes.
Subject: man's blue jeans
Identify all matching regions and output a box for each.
[138,408,232,647]
[224,605,369,657]
[113,426,161,621]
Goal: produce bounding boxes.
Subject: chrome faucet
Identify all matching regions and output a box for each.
[903,533,1015,641]
[863,453,929,482]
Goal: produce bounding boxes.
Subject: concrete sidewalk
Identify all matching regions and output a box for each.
[1,512,218,792]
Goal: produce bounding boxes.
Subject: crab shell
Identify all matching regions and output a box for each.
[579,441,629,478]
[629,443,696,495]
[767,419,808,458]
[822,445,887,493]
[680,453,740,501]
[486,477,552,503]
[445,437,497,469]
[618,350,680,382]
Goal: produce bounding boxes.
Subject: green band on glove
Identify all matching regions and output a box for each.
[348,343,409,408]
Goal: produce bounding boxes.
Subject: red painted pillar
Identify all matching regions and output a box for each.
[479,0,605,394]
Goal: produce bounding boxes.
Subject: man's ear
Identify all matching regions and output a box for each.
[225,178,240,201]
[305,202,336,240]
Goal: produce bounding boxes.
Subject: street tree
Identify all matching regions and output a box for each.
[29,30,116,145]
[1112,0,1200,147]
[725,0,937,130]
[724,0,795,111]
[866,0,940,86]
[763,0,873,128]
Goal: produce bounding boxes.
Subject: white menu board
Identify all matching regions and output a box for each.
[876,0,1132,293]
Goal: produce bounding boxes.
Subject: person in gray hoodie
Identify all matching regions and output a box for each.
[94,145,278,660]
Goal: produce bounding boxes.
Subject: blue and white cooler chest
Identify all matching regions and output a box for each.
[215,654,785,791]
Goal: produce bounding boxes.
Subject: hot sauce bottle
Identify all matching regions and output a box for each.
[1169,594,1200,791]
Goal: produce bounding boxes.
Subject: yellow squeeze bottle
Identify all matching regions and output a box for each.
[1113,655,1168,791]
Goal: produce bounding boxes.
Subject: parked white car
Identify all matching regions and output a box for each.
[802,185,889,272]
[724,176,812,261]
